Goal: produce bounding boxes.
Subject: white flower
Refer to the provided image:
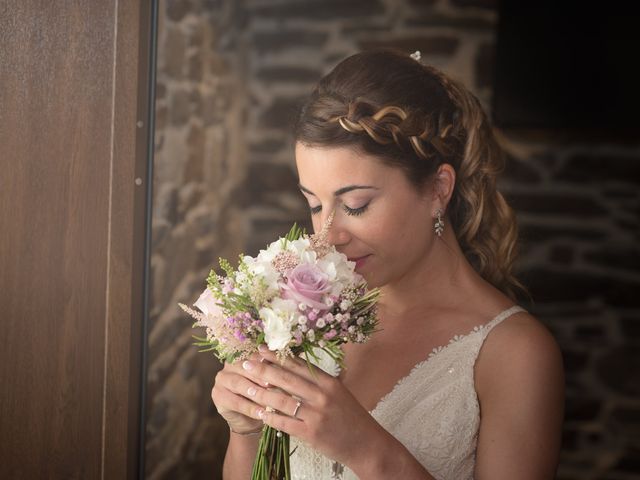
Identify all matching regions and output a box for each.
[272,297,298,314]
[242,255,280,295]
[256,240,285,263]
[316,251,359,295]
[255,237,314,264]
[234,270,249,287]
[259,298,297,350]
[286,238,316,263]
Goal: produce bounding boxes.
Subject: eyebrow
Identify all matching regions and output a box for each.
[298,184,378,197]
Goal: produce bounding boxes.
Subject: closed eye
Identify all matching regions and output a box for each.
[343,203,369,216]
[309,203,370,216]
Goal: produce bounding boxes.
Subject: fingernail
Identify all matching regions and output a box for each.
[242,361,253,371]
[247,387,257,396]
[258,344,268,353]
[257,409,265,419]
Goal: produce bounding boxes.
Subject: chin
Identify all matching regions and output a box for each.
[359,270,387,289]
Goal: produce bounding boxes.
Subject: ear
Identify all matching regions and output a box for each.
[431,163,455,214]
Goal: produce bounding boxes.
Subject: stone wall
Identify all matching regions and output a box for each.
[147,1,640,479]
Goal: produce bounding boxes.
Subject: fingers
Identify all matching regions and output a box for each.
[212,380,263,420]
[214,369,264,419]
[240,357,320,403]
[249,385,306,420]
[257,347,328,385]
[216,352,321,423]
[221,354,271,387]
[259,408,305,438]
[216,368,292,410]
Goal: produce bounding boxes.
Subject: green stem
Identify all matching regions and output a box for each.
[250,426,291,479]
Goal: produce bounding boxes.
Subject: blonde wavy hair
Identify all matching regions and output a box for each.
[293,49,527,300]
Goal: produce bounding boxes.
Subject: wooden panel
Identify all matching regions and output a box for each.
[0,1,152,478]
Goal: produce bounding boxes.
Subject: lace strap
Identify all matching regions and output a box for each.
[479,305,526,340]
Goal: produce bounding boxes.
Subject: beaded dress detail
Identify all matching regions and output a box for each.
[289,305,526,480]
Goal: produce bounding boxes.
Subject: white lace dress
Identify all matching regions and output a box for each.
[289,305,526,480]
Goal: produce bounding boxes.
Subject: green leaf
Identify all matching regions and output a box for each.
[197,347,217,353]
[284,222,306,242]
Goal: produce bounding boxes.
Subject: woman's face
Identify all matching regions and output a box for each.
[295,143,437,288]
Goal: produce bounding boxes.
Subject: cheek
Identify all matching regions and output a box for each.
[351,221,396,256]
[372,210,430,256]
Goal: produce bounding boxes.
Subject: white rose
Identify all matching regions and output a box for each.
[259,298,297,350]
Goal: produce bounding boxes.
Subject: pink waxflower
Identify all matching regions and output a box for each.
[282,263,331,311]
[323,329,337,340]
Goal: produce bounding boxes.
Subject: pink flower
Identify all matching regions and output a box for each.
[193,287,224,329]
[282,263,331,311]
[323,329,337,340]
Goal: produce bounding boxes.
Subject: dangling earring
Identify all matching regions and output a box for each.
[434,209,444,237]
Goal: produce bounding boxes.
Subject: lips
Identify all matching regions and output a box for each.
[347,254,371,269]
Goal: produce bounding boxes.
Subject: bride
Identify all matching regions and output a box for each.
[211,49,564,479]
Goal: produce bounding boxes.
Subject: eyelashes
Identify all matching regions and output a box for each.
[309,203,370,217]
[344,204,368,216]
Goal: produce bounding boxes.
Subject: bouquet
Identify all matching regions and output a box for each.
[179,215,380,480]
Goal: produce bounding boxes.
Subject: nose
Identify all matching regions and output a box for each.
[323,210,351,247]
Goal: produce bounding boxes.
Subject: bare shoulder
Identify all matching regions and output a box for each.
[475,309,565,398]
[476,309,563,369]
[472,310,565,477]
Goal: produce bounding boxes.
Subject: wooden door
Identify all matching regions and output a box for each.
[0,1,155,478]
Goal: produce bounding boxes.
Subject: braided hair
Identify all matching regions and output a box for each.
[293,48,527,301]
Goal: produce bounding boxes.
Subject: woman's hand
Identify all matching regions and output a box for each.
[238,346,387,468]
[211,353,267,434]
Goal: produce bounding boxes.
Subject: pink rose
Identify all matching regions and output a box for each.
[283,263,331,311]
